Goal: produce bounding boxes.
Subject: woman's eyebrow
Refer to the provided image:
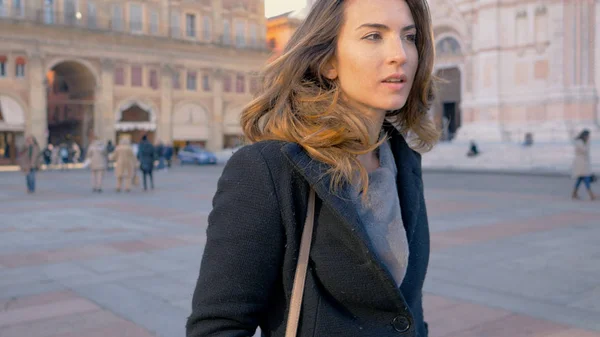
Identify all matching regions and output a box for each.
[355,23,416,32]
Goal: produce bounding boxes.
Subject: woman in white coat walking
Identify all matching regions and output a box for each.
[572,129,595,200]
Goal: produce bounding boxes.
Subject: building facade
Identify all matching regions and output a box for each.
[268,0,600,143]
[0,0,268,165]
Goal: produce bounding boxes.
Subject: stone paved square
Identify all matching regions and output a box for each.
[1,167,599,337]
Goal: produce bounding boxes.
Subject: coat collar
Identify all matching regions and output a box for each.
[280,124,423,246]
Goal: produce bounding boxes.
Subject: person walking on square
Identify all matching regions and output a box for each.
[18,136,41,194]
[187,0,438,336]
[155,141,166,171]
[137,134,156,191]
[86,138,108,192]
[110,135,136,192]
[572,129,595,200]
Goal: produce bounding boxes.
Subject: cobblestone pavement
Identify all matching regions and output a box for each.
[1,166,599,337]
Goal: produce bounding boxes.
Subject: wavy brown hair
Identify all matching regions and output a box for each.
[241,0,440,193]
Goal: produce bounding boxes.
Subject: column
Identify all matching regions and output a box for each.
[27,52,47,148]
[211,0,223,42]
[208,68,224,151]
[158,63,174,144]
[96,59,115,143]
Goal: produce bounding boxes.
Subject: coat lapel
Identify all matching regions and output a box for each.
[385,125,423,245]
[280,127,423,248]
[280,143,376,253]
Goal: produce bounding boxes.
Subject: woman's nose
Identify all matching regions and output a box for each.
[387,38,408,65]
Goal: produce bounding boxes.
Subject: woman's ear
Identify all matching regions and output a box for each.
[323,59,338,80]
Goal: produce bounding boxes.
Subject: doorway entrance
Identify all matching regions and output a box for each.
[46,61,96,150]
[435,67,462,141]
[115,103,156,144]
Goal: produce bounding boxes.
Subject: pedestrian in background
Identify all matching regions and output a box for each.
[110,135,136,192]
[164,145,173,169]
[137,134,156,191]
[86,138,108,192]
[572,129,595,200]
[187,0,438,336]
[106,140,115,171]
[18,136,41,194]
[155,140,166,171]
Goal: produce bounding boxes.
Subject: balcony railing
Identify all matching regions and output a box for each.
[0,5,269,52]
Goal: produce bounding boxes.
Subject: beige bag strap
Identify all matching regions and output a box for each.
[285,189,316,337]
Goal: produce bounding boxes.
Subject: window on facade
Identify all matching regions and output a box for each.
[250,77,258,93]
[130,3,143,33]
[202,74,210,91]
[114,66,125,85]
[223,20,231,45]
[235,21,245,47]
[534,6,548,44]
[64,0,77,25]
[186,13,196,37]
[170,10,180,37]
[87,1,97,28]
[249,23,257,47]
[268,38,276,50]
[172,71,180,89]
[203,15,211,41]
[236,74,245,93]
[223,75,232,92]
[435,37,461,56]
[43,0,54,24]
[131,65,142,86]
[15,57,25,78]
[111,4,123,31]
[13,0,23,17]
[149,9,159,35]
[187,71,197,90]
[516,10,528,47]
[0,56,6,77]
[149,69,158,90]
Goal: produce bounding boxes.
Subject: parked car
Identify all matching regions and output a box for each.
[178,146,217,165]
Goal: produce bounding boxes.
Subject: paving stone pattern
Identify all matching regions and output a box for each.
[0,167,599,337]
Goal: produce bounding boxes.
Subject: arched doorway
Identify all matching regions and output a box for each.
[46,60,96,150]
[434,36,463,141]
[172,102,209,149]
[0,94,26,165]
[115,100,157,144]
[435,67,462,141]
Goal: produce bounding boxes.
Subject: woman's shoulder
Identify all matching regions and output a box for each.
[231,140,295,160]
[225,140,298,173]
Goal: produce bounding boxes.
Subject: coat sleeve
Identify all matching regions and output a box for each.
[186,145,284,337]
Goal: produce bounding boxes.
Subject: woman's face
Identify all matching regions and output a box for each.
[326,0,419,116]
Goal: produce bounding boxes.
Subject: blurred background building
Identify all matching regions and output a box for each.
[0,0,269,165]
[267,0,600,144]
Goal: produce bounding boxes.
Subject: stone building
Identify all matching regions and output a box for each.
[268,0,600,143]
[0,0,268,165]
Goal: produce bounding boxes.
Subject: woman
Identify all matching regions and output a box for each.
[137,134,156,191]
[18,136,41,194]
[187,0,438,336]
[86,138,108,192]
[110,135,136,192]
[572,129,595,200]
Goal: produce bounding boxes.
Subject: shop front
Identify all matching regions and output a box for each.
[0,95,26,165]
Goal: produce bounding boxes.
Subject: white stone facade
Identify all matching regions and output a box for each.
[430,0,600,143]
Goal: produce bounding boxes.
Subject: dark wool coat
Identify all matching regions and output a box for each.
[187,125,430,337]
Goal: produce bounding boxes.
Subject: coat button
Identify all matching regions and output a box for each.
[392,315,411,333]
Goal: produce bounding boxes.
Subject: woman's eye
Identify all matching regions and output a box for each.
[363,33,382,41]
[405,34,417,43]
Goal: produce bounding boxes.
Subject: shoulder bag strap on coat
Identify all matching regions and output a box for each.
[285,188,316,337]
